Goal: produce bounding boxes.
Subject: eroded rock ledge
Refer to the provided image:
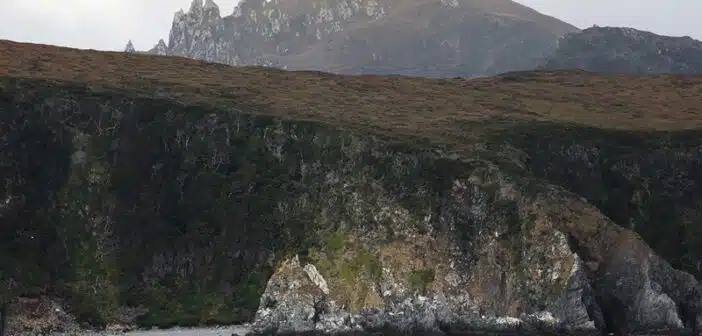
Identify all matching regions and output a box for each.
[0,79,700,335]
[245,164,702,335]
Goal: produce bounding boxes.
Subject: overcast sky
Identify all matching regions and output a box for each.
[1,0,701,51]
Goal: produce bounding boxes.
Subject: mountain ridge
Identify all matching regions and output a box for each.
[131,0,578,77]
[540,26,702,74]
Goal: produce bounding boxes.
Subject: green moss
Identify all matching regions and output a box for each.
[325,230,346,254]
[357,250,383,281]
[408,269,435,293]
[315,237,382,284]
[309,234,384,313]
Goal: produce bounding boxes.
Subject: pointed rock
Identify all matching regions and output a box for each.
[204,0,219,12]
[156,39,168,54]
[189,0,204,15]
[124,40,136,53]
[173,8,186,22]
[202,0,221,21]
[203,0,221,18]
[149,39,169,56]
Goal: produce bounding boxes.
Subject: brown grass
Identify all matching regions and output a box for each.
[2,39,702,145]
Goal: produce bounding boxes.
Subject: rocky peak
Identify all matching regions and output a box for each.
[204,0,220,13]
[166,0,230,61]
[123,40,136,53]
[173,8,186,22]
[181,0,221,20]
[142,0,578,76]
[539,26,702,75]
[147,39,169,56]
[188,0,204,15]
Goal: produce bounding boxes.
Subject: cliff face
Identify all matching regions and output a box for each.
[137,0,578,77]
[540,26,702,74]
[1,41,702,334]
[1,82,586,330]
[498,125,702,277]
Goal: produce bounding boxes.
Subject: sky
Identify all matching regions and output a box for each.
[1,0,701,51]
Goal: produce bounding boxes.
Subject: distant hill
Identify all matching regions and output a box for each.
[127,0,578,77]
[539,26,702,75]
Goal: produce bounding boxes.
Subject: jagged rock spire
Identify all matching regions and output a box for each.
[204,0,219,11]
[151,39,168,56]
[204,0,221,17]
[174,8,186,22]
[124,40,136,53]
[182,0,220,17]
[189,0,204,15]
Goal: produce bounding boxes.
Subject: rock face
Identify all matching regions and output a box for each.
[132,0,578,77]
[248,169,702,334]
[249,182,582,334]
[563,223,701,334]
[3,89,699,334]
[2,41,702,335]
[540,26,702,74]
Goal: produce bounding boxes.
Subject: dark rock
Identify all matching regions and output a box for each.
[561,221,700,335]
[0,302,7,336]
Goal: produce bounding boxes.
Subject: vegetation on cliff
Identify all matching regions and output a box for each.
[0,39,701,329]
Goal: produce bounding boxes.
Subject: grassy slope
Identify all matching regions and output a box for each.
[3,39,702,139]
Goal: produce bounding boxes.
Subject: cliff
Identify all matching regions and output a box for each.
[1,40,701,335]
[135,0,578,77]
[540,26,702,75]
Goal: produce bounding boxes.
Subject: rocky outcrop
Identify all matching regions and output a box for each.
[562,220,701,334]
[129,0,578,76]
[248,181,582,334]
[124,40,136,53]
[539,26,702,74]
[147,39,168,56]
[247,165,702,334]
[166,0,236,63]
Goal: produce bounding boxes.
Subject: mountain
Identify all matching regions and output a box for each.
[135,0,578,77]
[540,26,702,75]
[2,40,702,335]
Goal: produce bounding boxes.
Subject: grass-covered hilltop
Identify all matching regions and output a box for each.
[1,40,701,335]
